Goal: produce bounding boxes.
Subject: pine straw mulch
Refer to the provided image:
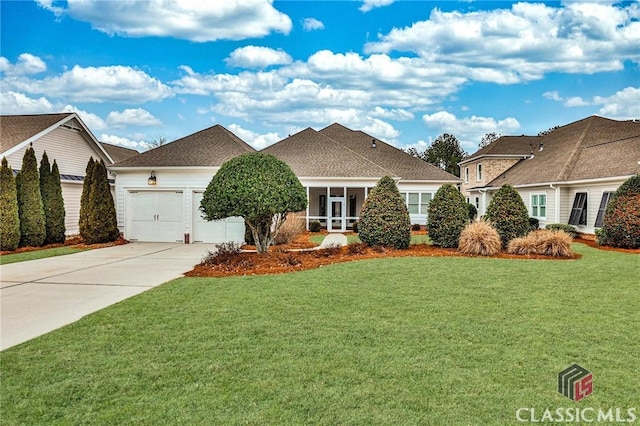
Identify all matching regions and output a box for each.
[0,236,129,256]
[186,231,596,278]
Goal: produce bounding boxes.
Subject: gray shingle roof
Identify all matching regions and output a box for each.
[460,135,540,164]
[110,124,255,167]
[100,142,139,163]
[320,123,460,181]
[261,127,395,178]
[484,116,640,186]
[1,113,74,153]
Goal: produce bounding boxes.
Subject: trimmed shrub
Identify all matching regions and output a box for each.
[17,146,46,247]
[40,153,66,244]
[458,220,502,256]
[0,157,21,251]
[485,184,530,247]
[529,217,540,231]
[347,242,368,255]
[467,203,477,222]
[545,223,577,238]
[598,174,640,248]
[84,160,119,244]
[411,223,421,231]
[309,220,322,233]
[201,241,243,266]
[358,176,411,249]
[352,221,358,233]
[427,183,468,248]
[79,158,95,239]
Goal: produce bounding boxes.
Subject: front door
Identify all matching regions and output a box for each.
[328,197,345,231]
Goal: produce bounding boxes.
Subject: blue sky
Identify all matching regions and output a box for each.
[1,0,638,153]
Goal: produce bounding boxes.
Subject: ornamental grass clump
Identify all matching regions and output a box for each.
[507,230,574,257]
[458,220,502,256]
[484,184,530,247]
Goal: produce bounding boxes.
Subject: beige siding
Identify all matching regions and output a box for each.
[563,182,623,234]
[5,123,108,176]
[61,182,83,235]
[516,187,558,228]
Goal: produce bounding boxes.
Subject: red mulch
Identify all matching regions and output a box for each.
[574,237,640,254]
[186,231,591,278]
[0,236,129,256]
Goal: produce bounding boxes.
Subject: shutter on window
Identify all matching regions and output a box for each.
[568,193,587,226]
[594,192,613,228]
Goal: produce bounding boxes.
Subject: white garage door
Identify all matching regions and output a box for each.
[192,192,245,244]
[128,191,184,242]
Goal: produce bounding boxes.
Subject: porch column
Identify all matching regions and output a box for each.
[306,186,310,229]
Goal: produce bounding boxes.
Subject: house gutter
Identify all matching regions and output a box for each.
[459,154,531,166]
[481,175,634,191]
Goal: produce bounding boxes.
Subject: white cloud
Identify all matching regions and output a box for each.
[361,118,401,143]
[225,46,293,68]
[106,108,162,128]
[543,91,562,101]
[422,111,521,151]
[563,96,590,107]
[99,133,149,151]
[61,105,108,130]
[0,53,47,76]
[360,0,395,13]
[227,124,281,149]
[594,87,640,119]
[370,106,414,121]
[302,18,324,31]
[0,91,54,114]
[365,2,640,83]
[4,64,172,104]
[37,0,292,42]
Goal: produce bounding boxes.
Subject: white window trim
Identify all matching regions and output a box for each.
[464,167,469,183]
[530,193,547,219]
[476,163,482,181]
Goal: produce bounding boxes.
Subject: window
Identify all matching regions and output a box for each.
[594,192,614,228]
[349,195,357,218]
[464,167,469,183]
[568,192,587,226]
[476,163,483,181]
[408,193,419,214]
[475,196,480,209]
[531,194,547,218]
[319,194,326,217]
[404,192,432,215]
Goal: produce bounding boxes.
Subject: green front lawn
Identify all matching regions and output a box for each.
[0,246,87,265]
[1,244,638,424]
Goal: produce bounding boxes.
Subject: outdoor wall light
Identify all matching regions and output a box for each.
[148,171,157,185]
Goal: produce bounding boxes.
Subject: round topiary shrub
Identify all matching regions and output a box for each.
[427,183,468,248]
[358,176,411,249]
[598,174,640,248]
[458,220,501,256]
[468,203,477,222]
[309,220,322,233]
[484,184,530,247]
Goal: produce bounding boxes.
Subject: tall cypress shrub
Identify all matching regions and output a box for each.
[0,157,21,251]
[79,158,95,241]
[484,184,530,247]
[85,160,119,244]
[49,160,66,243]
[39,152,66,244]
[427,183,468,248]
[17,146,46,247]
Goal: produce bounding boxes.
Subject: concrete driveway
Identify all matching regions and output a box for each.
[0,243,217,351]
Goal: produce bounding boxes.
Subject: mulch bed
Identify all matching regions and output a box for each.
[186,231,592,278]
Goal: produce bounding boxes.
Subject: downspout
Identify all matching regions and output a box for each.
[550,184,560,224]
[479,188,487,217]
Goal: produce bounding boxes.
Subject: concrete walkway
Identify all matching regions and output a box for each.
[0,243,216,351]
[319,233,348,248]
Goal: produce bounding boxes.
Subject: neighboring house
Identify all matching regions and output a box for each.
[0,113,114,235]
[264,123,460,231]
[109,122,459,243]
[108,124,256,244]
[460,116,640,234]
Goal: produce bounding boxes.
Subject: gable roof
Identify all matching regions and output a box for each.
[261,127,396,178]
[100,142,139,163]
[459,135,540,165]
[320,123,460,181]
[110,124,255,168]
[481,116,640,187]
[1,112,113,164]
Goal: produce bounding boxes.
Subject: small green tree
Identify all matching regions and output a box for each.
[597,174,640,248]
[427,183,468,247]
[40,152,66,244]
[0,157,21,251]
[200,153,307,254]
[425,134,467,177]
[358,176,411,249]
[17,146,46,247]
[79,158,95,240]
[484,184,530,247]
[85,160,119,244]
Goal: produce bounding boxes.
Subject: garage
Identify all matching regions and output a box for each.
[128,191,185,242]
[192,192,245,244]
